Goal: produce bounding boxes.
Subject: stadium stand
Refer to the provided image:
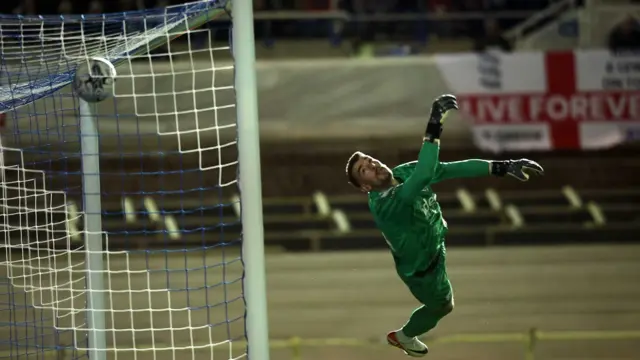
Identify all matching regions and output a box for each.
[3,143,639,253]
[6,180,638,252]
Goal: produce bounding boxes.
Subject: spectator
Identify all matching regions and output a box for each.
[11,0,35,15]
[427,0,455,38]
[473,18,512,52]
[608,16,640,54]
[58,0,73,14]
[119,0,138,12]
[0,0,18,14]
[459,0,484,37]
[87,0,103,14]
[349,0,399,56]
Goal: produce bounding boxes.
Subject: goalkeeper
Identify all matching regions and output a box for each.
[344,94,544,357]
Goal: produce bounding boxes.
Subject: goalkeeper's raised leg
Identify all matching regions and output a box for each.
[344,94,544,357]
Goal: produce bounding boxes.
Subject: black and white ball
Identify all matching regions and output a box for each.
[73,57,116,103]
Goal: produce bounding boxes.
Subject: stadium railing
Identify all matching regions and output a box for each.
[238,328,640,360]
[503,0,578,46]
[242,10,541,21]
[205,9,545,49]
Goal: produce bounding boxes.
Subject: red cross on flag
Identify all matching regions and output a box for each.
[435,50,640,152]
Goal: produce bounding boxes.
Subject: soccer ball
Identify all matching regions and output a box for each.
[73,57,116,103]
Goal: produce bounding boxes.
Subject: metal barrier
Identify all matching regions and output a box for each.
[264,328,640,360]
[207,10,544,47]
[244,10,541,21]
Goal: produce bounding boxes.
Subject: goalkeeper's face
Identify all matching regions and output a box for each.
[350,153,393,192]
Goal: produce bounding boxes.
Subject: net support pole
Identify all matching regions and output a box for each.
[79,99,107,360]
[232,0,271,358]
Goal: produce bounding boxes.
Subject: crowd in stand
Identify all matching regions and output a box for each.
[0,0,555,50]
[1,0,553,18]
[4,0,636,54]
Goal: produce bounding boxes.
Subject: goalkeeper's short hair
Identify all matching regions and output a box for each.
[345,151,363,189]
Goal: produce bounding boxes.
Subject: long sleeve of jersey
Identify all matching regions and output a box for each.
[395,141,440,203]
[432,159,491,183]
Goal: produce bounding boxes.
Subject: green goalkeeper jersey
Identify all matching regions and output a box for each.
[368,142,490,279]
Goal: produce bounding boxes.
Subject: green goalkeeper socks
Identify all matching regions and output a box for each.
[401,304,452,338]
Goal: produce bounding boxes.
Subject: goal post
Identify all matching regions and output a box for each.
[231,0,272,359]
[0,0,270,360]
[79,99,108,360]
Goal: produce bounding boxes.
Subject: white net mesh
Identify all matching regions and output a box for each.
[0,1,247,359]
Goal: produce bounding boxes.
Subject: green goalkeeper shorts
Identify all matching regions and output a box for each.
[402,250,453,309]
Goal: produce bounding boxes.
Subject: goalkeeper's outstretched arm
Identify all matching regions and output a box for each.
[397,94,544,188]
[432,158,545,183]
[395,140,441,203]
[432,159,491,183]
[395,94,458,203]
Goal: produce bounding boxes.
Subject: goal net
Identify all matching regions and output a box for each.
[0,1,263,360]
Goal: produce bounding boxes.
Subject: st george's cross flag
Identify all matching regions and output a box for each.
[435,50,640,152]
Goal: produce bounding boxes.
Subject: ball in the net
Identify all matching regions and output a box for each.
[73,57,116,103]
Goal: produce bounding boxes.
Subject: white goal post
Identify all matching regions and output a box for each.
[232,0,271,359]
[0,0,270,359]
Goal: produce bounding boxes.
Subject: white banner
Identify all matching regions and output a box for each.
[435,50,640,152]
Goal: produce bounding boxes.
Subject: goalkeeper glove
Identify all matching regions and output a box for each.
[424,94,458,143]
[491,159,544,181]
